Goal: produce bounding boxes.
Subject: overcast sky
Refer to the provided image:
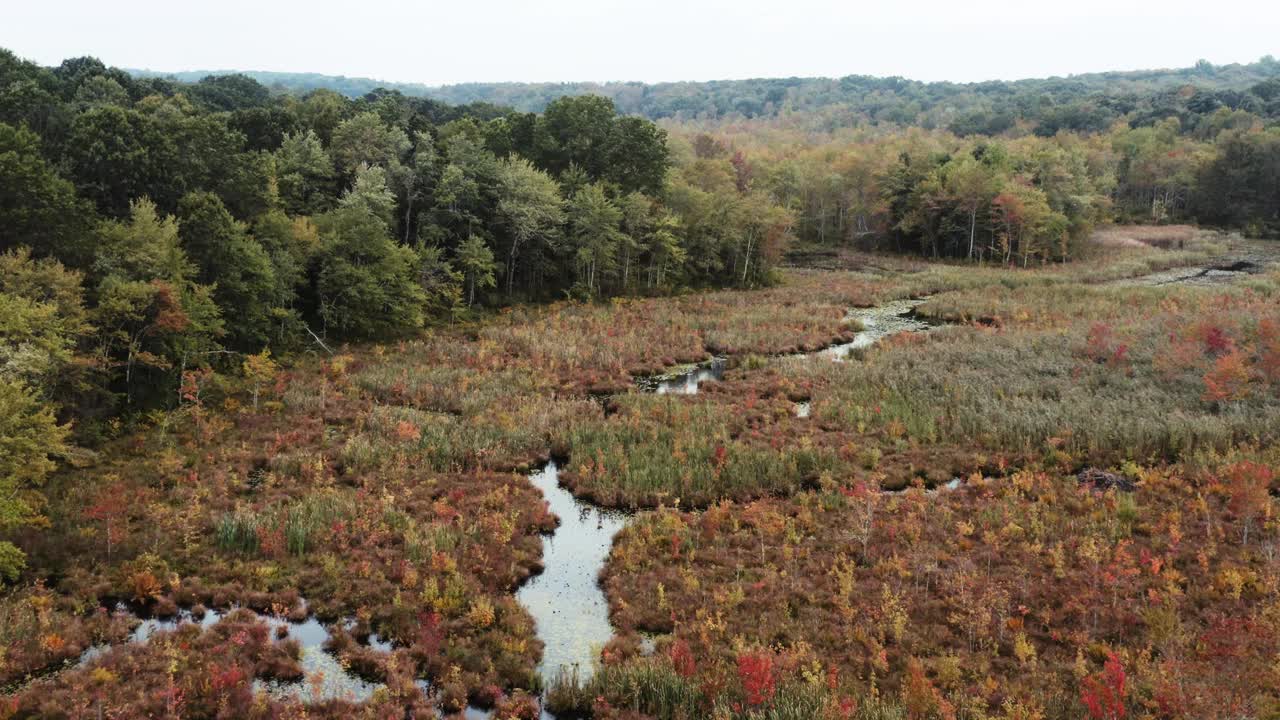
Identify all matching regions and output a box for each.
[6,0,1278,85]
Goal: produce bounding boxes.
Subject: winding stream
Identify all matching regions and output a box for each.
[818,298,932,360]
[637,356,728,395]
[516,461,629,682]
[512,296,939,716]
[62,297,936,718]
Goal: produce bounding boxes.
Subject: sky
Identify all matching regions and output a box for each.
[5,0,1278,86]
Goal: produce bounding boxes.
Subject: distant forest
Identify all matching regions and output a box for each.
[133,57,1280,131]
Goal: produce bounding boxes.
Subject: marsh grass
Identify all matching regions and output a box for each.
[815,280,1280,466]
[563,393,843,507]
[216,490,356,557]
[601,450,1280,720]
[549,654,900,720]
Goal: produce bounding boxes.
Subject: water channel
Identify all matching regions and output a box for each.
[510,297,938,715]
[67,297,938,717]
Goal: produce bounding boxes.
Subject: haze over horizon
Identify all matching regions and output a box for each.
[7,0,1278,86]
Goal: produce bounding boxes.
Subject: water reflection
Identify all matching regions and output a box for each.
[639,357,727,395]
[517,460,629,683]
[77,603,387,704]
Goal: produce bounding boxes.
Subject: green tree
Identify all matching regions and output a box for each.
[252,210,317,307]
[147,99,262,215]
[0,377,68,583]
[189,74,271,112]
[891,160,948,258]
[664,174,727,283]
[397,131,438,243]
[0,123,98,265]
[606,115,669,194]
[0,49,65,136]
[0,248,90,390]
[416,246,464,320]
[339,164,398,228]
[71,75,130,110]
[644,212,686,289]
[1194,128,1280,234]
[177,192,279,348]
[93,198,194,284]
[93,199,224,406]
[455,234,497,307]
[1112,119,1200,222]
[431,164,482,243]
[330,111,410,176]
[62,105,179,217]
[536,95,618,179]
[731,192,794,286]
[567,184,624,296]
[495,158,564,296]
[313,205,425,338]
[251,210,318,345]
[618,192,654,292]
[428,134,502,247]
[275,129,337,216]
[230,105,302,152]
[941,155,1001,259]
[298,89,351,145]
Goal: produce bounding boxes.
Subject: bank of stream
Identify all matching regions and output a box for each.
[1105,238,1279,287]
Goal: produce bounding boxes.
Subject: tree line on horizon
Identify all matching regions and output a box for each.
[142,56,1280,130]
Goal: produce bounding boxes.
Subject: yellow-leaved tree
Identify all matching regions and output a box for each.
[0,379,68,583]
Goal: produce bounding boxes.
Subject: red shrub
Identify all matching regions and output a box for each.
[1258,318,1280,385]
[669,639,696,678]
[1201,325,1233,356]
[1225,460,1274,544]
[736,650,776,706]
[1080,652,1127,720]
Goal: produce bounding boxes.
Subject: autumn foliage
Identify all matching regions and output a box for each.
[1080,652,1127,720]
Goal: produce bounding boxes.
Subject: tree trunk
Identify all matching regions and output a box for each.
[622,247,631,292]
[506,248,516,297]
[403,194,414,244]
[968,207,977,260]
